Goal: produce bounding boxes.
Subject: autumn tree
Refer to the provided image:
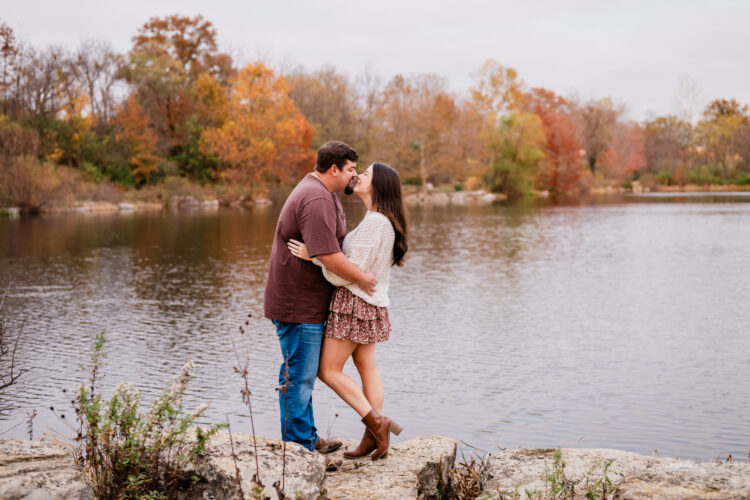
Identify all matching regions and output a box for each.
[1,20,20,117]
[11,46,74,159]
[132,14,233,83]
[471,59,524,119]
[113,95,160,185]
[123,43,191,154]
[200,62,314,198]
[125,15,234,156]
[448,99,486,182]
[485,110,546,196]
[696,98,749,178]
[643,115,693,184]
[285,66,360,150]
[575,97,623,174]
[525,88,586,193]
[598,121,645,182]
[176,72,228,181]
[470,59,526,178]
[72,39,122,125]
[0,21,39,160]
[370,73,463,186]
[0,115,38,159]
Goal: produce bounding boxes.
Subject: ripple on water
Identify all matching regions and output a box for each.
[1,203,749,459]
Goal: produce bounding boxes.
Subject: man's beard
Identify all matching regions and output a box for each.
[344,177,358,196]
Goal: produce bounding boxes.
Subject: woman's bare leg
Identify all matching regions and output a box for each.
[318,338,372,417]
[352,343,384,413]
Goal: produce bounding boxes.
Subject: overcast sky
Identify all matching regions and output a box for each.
[3,0,749,121]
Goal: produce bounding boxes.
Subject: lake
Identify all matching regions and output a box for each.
[1,192,749,460]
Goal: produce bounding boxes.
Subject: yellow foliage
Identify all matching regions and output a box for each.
[192,73,228,126]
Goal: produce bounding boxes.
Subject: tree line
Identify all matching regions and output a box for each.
[1,14,749,211]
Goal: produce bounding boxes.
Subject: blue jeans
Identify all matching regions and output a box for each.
[272,320,324,451]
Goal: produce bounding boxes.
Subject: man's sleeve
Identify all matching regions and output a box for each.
[298,198,342,258]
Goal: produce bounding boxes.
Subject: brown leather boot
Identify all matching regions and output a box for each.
[361,409,403,460]
[343,427,376,459]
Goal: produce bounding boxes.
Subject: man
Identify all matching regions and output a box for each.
[264,141,377,462]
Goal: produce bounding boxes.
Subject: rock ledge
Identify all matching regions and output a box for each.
[479,447,750,499]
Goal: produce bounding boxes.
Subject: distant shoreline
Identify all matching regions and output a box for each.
[588,183,750,195]
[2,184,749,217]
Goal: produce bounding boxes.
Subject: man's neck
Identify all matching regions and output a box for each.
[311,171,336,193]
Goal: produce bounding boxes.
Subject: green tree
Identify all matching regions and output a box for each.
[485,110,546,196]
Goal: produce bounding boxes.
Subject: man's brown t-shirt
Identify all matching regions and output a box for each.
[264,173,346,324]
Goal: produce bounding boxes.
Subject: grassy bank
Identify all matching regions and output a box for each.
[0,160,291,215]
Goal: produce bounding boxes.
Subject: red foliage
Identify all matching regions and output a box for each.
[526,88,585,193]
[599,123,646,181]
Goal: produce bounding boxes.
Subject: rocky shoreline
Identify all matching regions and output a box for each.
[2,434,748,499]
[0,189,505,217]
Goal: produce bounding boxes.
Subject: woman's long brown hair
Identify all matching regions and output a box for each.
[371,162,408,266]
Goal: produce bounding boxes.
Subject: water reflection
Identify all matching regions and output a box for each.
[1,197,749,461]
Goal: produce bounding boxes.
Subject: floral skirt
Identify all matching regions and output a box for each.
[324,287,390,344]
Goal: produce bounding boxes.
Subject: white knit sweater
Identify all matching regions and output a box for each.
[313,211,395,307]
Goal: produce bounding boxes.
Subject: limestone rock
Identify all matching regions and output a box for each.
[479,448,750,499]
[134,201,163,211]
[402,188,503,207]
[72,201,118,213]
[322,435,456,500]
[614,458,750,499]
[184,432,326,500]
[168,195,200,209]
[251,198,273,207]
[117,202,135,212]
[0,439,94,500]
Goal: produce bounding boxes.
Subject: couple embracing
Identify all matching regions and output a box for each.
[263,141,408,467]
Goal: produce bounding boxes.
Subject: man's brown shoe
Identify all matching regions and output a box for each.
[315,436,343,454]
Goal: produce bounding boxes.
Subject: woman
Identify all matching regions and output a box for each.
[287,162,408,460]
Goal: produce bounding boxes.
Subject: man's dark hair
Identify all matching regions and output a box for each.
[315,141,359,173]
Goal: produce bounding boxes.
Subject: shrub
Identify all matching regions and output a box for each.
[638,173,657,190]
[464,176,482,191]
[685,165,714,186]
[70,331,224,498]
[655,171,673,186]
[0,156,62,213]
[731,172,750,186]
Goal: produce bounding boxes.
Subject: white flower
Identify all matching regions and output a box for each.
[182,359,195,372]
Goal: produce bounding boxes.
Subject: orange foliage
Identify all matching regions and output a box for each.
[200,63,314,197]
[114,95,160,184]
